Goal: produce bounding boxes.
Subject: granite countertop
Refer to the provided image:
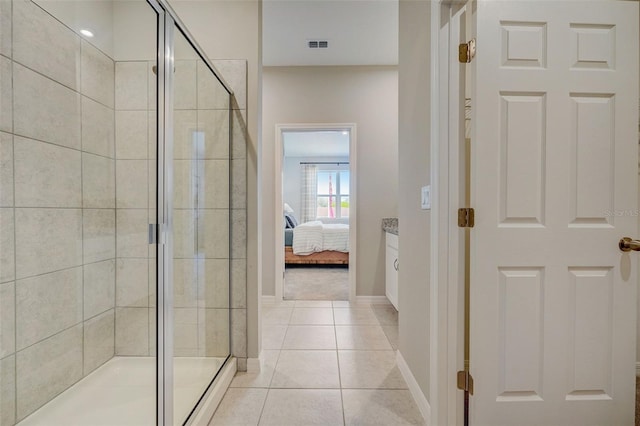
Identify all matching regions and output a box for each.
[382,218,398,235]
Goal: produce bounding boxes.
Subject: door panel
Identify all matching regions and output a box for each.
[470,2,638,425]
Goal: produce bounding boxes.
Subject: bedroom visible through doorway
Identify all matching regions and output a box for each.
[275,125,357,301]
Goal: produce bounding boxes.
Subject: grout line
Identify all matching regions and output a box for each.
[333,306,347,425]
[79,38,86,378]
[10,4,17,419]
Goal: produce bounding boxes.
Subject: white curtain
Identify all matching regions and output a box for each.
[300,164,317,223]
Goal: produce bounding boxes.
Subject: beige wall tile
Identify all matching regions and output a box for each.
[148,257,156,307]
[83,309,114,375]
[15,208,82,279]
[0,56,12,133]
[173,209,196,259]
[174,60,197,110]
[196,60,229,110]
[83,259,115,320]
[199,258,229,309]
[0,355,15,426]
[199,209,229,259]
[0,282,15,358]
[80,40,114,108]
[173,110,197,160]
[147,62,156,110]
[173,160,195,209]
[148,307,156,355]
[173,307,197,356]
[231,209,246,259]
[212,60,246,110]
[115,62,147,110]
[13,0,80,90]
[231,308,246,357]
[231,259,246,309]
[148,110,157,159]
[0,132,13,206]
[115,307,149,356]
[231,159,246,209]
[202,160,229,209]
[83,209,115,264]
[13,63,81,149]
[15,267,82,350]
[231,109,247,160]
[148,159,156,210]
[82,153,115,208]
[0,0,11,58]
[116,209,148,258]
[0,208,14,283]
[16,325,82,421]
[116,110,148,159]
[116,159,148,208]
[116,258,149,308]
[198,109,229,159]
[82,96,115,158]
[200,308,229,357]
[14,136,81,208]
[173,258,198,308]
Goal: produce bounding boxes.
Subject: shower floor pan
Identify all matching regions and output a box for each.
[18,356,226,426]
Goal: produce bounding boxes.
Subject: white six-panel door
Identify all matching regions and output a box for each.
[470,1,638,424]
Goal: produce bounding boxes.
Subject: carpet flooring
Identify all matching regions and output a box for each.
[284,266,349,300]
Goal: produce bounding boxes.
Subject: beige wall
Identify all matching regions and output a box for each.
[166,0,262,360]
[261,66,399,297]
[398,0,432,401]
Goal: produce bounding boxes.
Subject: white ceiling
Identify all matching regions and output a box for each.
[263,0,399,67]
[283,131,350,157]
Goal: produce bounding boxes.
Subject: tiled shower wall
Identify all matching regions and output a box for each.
[111,58,248,365]
[0,0,117,422]
[113,60,157,356]
[169,58,248,366]
[0,1,248,424]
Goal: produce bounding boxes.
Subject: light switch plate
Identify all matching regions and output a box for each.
[421,185,431,210]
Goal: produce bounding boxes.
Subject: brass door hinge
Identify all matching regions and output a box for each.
[457,370,474,395]
[459,39,476,63]
[458,208,475,228]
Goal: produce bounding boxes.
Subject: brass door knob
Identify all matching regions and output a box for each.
[619,237,640,252]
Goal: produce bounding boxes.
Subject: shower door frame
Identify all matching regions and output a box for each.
[146,0,235,424]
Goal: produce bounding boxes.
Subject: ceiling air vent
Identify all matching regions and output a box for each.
[307,40,329,49]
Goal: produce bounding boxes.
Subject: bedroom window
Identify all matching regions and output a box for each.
[317,170,350,218]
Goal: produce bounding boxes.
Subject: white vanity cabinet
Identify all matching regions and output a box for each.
[385,232,399,310]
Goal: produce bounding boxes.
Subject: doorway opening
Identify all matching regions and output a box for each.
[274,124,357,302]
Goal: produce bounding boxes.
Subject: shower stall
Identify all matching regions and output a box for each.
[0,0,246,424]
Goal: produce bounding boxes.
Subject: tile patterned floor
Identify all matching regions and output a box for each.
[209,300,425,426]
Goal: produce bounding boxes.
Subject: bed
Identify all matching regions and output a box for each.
[285,219,349,265]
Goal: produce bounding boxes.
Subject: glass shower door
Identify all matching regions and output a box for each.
[169,26,231,426]
[1,0,160,424]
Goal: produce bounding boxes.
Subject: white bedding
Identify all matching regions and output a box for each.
[292,221,349,255]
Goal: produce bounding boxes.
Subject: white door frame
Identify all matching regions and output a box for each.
[274,123,357,303]
[429,1,468,425]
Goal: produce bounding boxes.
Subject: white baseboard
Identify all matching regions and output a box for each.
[247,352,262,373]
[191,357,236,425]
[397,351,431,426]
[636,362,640,376]
[356,296,391,305]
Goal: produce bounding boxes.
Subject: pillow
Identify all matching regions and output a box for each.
[284,203,294,214]
[285,212,298,228]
